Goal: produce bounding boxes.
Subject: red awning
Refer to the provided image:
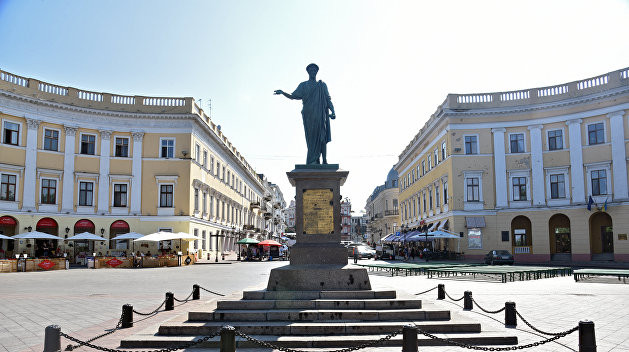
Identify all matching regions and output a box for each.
[75,219,95,229]
[37,218,58,228]
[0,216,17,226]
[110,220,129,230]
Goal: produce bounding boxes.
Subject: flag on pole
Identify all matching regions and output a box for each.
[587,196,595,211]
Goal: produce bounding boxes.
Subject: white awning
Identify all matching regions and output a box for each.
[66,232,107,241]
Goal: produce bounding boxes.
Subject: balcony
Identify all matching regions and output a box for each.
[250,202,260,209]
[384,210,399,216]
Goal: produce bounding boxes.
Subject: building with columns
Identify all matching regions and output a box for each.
[365,167,399,245]
[0,69,281,260]
[395,67,629,263]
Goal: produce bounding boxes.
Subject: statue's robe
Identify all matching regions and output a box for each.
[292,80,332,164]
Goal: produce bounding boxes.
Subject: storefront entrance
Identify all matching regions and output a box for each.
[110,220,130,254]
[74,219,96,260]
[548,214,571,260]
[511,215,532,254]
[36,218,58,257]
[0,216,17,258]
[589,212,613,260]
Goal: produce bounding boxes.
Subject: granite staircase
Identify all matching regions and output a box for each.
[121,289,518,349]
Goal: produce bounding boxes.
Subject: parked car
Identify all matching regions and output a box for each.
[347,244,375,259]
[484,250,514,265]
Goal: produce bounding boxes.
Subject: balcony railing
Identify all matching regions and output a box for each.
[384,210,399,216]
[513,246,531,254]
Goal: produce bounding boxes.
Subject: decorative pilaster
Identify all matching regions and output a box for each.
[492,128,508,208]
[528,125,545,206]
[97,130,112,213]
[61,126,77,212]
[22,118,41,211]
[609,111,628,200]
[130,132,144,214]
[566,119,585,203]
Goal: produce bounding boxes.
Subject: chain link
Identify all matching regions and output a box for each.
[173,291,193,303]
[133,300,166,316]
[198,286,225,296]
[234,327,402,352]
[414,285,438,296]
[445,290,464,301]
[515,310,571,336]
[414,324,579,351]
[65,310,126,351]
[471,298,506,314]
[60,328,220,352]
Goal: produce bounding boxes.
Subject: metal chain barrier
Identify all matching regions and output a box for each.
[65,310,126,351]
[471,298,506,314]
[234,327,402,352]
[414,285,438,296]
[414,324,579,351]
[132,300,166,316]
[515,310,571,336]
[445,290,464,301]
[60,328,220,352]
[198,286,225,296]
[173,291,194,303]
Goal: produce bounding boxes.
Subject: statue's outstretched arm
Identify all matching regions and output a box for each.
[274,90,299,100]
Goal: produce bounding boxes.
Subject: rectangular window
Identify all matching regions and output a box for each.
[416,165,420,179]
[411,169,415,182]
[464,136,478,154]
[222,166,226,181]
[427,155,432,170]
[548,130,563,151]
[210,195,214,217]
[227,171,231,185]
[422,161,425,175]
[423,193,426,212]
[466,178,479,202]
[194,188,199,211]
[113,184,128,207]
[202,230,207,250]
[210,156,215,173]
[443,181,448,204]
[216,162,221,177]
[429,190,433,209]
[2,121,19,145]
[203,150,207,168]
[510,133,525,153]
[79,182,93,206]
[44,129,59,151]
[435,185,440,207]
[160,184,174,207]
[195,144,200,163]
[588,123,605,145]
[160,138,175,158]
[441,141,446,160]
[202,192,207,214]
[512,177,527,201]
[1,174,17,201]
[232,175,235,188]
[80,134,96,155]
[193,229,198,250]
[114,137,129,157]
[591,170,607,196]
[550,174,565,199]
[41,179,56,204]
[434,149,439,165]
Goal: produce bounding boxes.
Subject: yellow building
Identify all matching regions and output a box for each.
[365,168,399,244]
[394,67,629,263]
[0,69,275,260]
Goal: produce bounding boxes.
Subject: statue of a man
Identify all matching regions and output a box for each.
[275,63,336,165]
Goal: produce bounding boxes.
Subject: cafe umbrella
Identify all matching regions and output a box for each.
[236,237,259,259]
[0,234,15,240]
[111,232,144,253]
[66,232,108,264]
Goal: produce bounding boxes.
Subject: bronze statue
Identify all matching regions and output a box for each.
[275,63,336,164]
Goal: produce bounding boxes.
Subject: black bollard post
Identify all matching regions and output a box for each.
[505,302,516,327]
[122,304,133,328]
[165,292,174,311]
[220,325,236,352]
[43,325,61,352]
[463,291,473,310]
[437,284,445,300]
[401,325,418,352]
[579,320,596,352]
[193,284,200,300]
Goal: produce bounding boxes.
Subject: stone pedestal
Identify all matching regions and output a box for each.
[267,165,371,291]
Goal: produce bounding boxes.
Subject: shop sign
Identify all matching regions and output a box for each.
[106,258,123,267]
[184,257,192,265]
[38,260,55,270]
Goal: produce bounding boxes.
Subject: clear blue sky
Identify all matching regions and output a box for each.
[1,0,628,211]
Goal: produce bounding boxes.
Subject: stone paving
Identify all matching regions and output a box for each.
[1,259,628,352]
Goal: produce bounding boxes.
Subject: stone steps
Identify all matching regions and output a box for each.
[189,308,449,322]
[216,298,422,310]
[158,321,482,335]
[120,333,518,349]
[242,290,397,300]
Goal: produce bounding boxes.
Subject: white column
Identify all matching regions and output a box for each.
[528,125,545,206]
[130,132,144,214]
[609,111,628,200]
[61,126,78,212]
[567,119,585,203]
[97,130,112,213]
[22,118,40,211]
[492,128,508,208]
